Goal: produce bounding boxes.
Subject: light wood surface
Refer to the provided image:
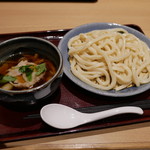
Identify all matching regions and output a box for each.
[0,0,150,149]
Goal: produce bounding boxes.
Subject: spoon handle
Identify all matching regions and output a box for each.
[82,106,143,123]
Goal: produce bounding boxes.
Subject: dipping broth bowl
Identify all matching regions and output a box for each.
[0,36,63,105]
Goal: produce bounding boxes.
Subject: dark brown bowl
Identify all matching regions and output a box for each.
[0,36,63,105]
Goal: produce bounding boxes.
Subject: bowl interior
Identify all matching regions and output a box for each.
[0,37,62,94]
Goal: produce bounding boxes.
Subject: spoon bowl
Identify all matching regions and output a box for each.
[40,104,143,129]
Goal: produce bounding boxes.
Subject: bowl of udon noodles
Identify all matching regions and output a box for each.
[58,22,150,97]
[0,36,63,105]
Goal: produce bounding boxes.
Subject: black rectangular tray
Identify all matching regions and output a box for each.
[0,24,150,143]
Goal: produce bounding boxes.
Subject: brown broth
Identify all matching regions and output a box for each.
[0,53,56,90]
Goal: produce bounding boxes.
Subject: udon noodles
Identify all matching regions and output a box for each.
[68,28,150,91]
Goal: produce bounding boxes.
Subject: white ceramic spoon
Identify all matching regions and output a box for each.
[40,104,143,129]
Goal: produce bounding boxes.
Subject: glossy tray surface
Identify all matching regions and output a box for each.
[0,25,150,142]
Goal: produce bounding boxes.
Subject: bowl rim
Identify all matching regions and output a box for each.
[58,22,150,97]
[0,36,63,94]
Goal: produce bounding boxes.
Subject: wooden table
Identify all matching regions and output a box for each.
[0,0,150,149]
